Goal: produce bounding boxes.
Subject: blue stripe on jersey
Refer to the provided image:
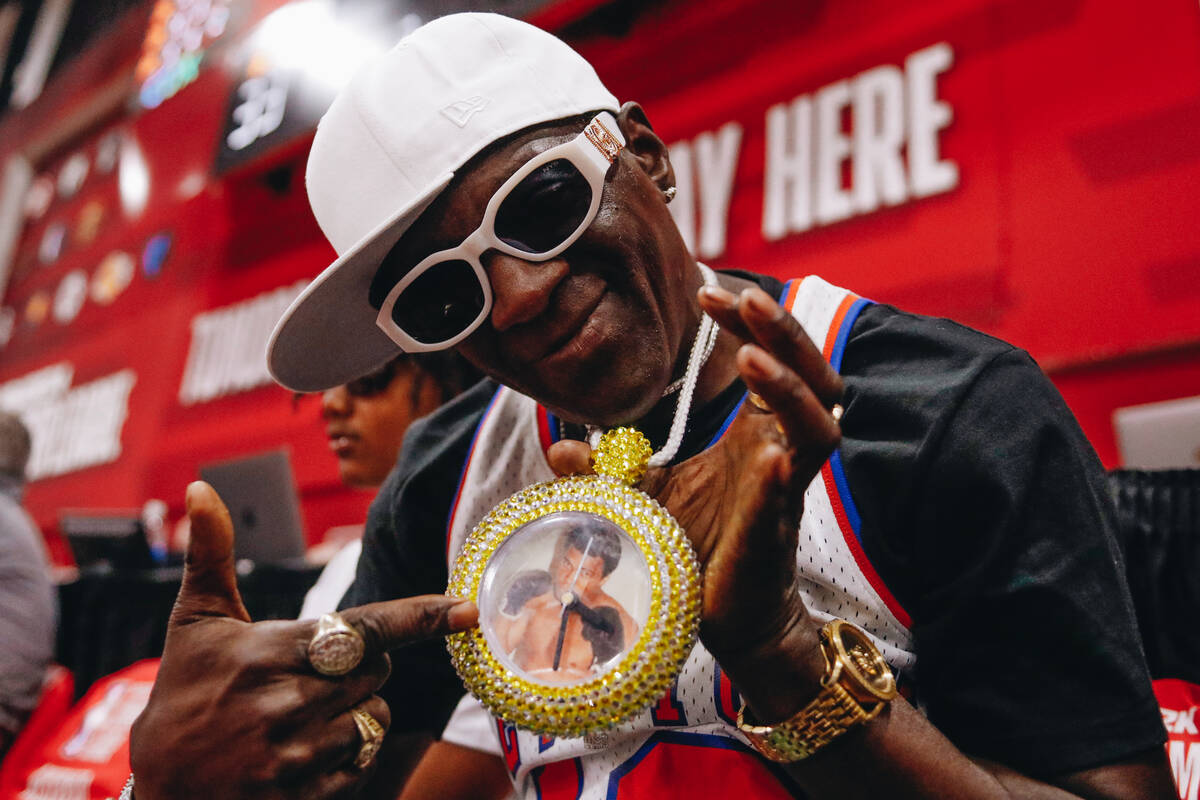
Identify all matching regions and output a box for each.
[827,296,871,371]
[829,449,862,535]
[777,279,794,304]
[827,296,871,537]
[546,410,562,444]
[707,393,745,448]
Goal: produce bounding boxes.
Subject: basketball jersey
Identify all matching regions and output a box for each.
[444,276,915,799]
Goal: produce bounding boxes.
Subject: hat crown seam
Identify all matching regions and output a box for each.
[349,77,411,184]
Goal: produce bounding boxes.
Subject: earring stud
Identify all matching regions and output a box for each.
[663,186,677,204]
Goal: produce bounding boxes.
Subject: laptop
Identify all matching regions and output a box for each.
[199,449,308,566]
[61,513,155,571]
[1113,395,1200,469]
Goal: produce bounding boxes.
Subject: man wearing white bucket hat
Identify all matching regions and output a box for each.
[128,12,1173,800]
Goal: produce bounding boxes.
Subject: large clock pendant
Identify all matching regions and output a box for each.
[446,427,701,738]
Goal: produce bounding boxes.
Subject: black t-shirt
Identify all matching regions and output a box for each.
[341,273,1165,778]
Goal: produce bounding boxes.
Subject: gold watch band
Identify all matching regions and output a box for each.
[737,681,884,762]
[735,619,894,763]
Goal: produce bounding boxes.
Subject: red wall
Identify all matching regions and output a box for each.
[2,0,1199,561]
[569,0,1200,465]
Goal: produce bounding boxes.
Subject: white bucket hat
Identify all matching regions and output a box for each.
[267,12,619,392]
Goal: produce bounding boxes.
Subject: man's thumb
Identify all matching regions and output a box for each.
[172,481,251,624]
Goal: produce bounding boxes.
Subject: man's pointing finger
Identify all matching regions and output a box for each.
[338,595,478,658]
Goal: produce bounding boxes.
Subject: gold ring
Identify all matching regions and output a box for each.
[831,403,844,424]
[748,392,771,412]
[308,613,365,676]
[350,704,386,768]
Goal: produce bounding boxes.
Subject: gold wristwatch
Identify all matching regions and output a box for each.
[737,619,897,762]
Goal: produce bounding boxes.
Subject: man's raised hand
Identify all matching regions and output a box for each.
[129,481,477,800]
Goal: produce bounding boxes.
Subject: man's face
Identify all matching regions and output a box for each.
[386,115,695,424]
[552,544,608,598]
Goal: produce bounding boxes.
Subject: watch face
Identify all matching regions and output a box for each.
[830,622,897,701]
[478,510,651,687]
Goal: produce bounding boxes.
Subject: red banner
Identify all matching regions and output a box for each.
[2,0,1200,559]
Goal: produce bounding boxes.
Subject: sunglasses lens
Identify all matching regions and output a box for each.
[494,159,593,254]
[391,260,485,345]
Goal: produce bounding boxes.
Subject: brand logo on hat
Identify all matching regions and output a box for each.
[440,96,489,127]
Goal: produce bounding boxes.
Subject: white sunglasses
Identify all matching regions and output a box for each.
[376,112,626,352]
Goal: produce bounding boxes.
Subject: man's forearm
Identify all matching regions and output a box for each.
[716,621,1175,800]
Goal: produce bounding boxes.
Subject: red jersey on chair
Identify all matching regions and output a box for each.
[1156,679,1200,800]
[0,659,159,800]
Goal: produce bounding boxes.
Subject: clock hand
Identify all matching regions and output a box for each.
[552,598,616,670]
[565,598,614,633]
[552,535,595,672]
[562,536,594,604]
[551,605,570,671]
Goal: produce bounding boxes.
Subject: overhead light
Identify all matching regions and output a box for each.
[118,135,150,217]
[250,0,391,96]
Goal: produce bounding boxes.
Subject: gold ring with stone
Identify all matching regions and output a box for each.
[748,392,771,412]
[350,705,385,768]
[308,612,365,676]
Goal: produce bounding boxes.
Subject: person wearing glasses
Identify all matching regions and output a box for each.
[319,353,479,491]
[127,12,1174,800]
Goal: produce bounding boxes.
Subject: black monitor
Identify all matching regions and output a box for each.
[60,513,155,572]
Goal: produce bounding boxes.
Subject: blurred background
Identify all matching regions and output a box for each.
[0,0,1198,567]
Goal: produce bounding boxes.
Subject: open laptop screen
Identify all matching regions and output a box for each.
[199,449,307,567]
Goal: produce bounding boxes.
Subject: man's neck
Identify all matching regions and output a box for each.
[629,271,758,449]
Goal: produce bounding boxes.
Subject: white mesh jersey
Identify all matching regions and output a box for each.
[443,275,916,799]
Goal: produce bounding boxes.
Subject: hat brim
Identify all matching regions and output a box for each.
[267,173,453,393]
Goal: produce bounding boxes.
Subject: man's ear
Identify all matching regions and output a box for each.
[616,102,675,193]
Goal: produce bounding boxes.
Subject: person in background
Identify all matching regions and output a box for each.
[302,351,480,617]
[300,351,505,800]
[320,352,480,489]
[0,411,56,758]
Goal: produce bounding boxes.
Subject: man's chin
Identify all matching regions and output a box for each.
[504,331,673,424]
[537,374,671,427]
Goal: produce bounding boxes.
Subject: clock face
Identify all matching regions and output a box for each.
[477,510,651,687]
[831,623,897,700]
[446,473,701,737]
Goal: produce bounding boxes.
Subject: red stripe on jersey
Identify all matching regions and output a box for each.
[536,404,553,455]
[822,292,860,361]
[789,282,911,630]
[819,460,912,628]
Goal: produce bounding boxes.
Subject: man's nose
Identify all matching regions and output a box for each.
[321,385,352,418]
[485,251,569,331]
